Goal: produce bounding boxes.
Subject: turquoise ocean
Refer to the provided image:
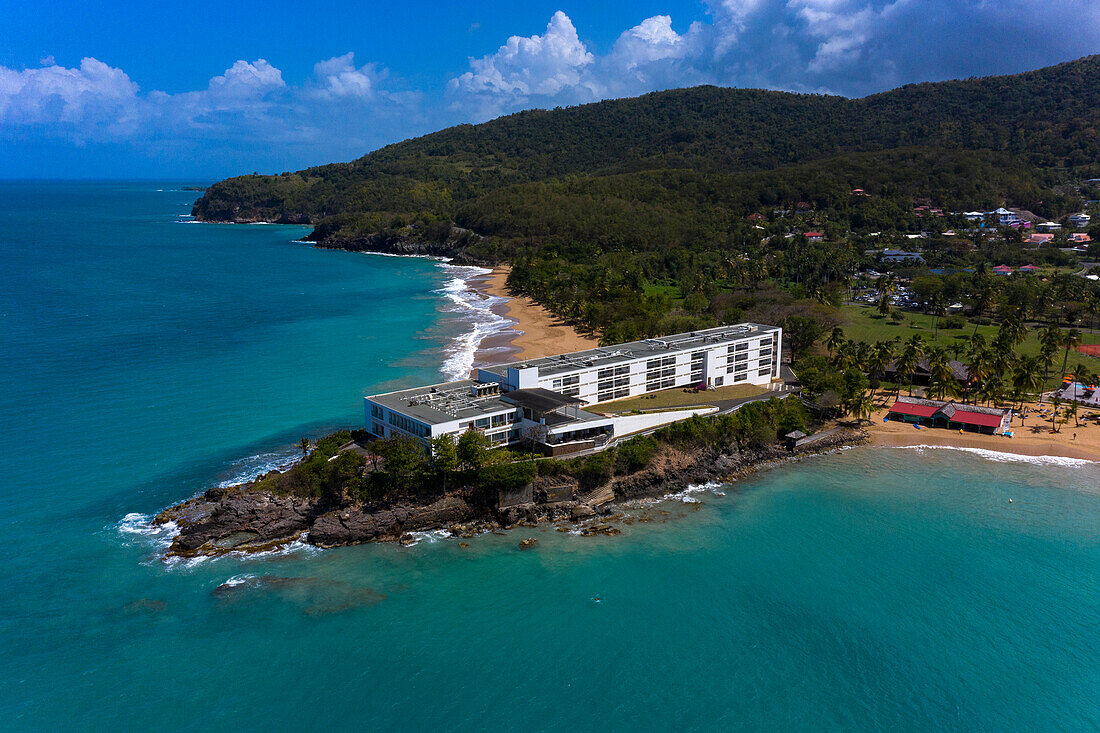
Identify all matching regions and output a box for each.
[1,181,1098,731]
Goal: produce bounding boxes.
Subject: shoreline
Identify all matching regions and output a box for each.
[864,395,1100,462]
[467,265,599,368]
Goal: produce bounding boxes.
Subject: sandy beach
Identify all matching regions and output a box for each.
[865,392,1100,461]
[470,265,599,365]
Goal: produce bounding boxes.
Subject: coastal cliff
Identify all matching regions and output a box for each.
[154,427,867,557]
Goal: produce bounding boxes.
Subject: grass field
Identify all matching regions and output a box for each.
[595,383,767,413]
[839,304,1100,363]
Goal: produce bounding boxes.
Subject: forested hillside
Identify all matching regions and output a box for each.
[194,55,1099,225]
[193,55,1100,345]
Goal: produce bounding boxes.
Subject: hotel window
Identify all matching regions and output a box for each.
[371,421,385,436]
[690,351,704,382]
[371,404,383,419]
[758,367,772,376]
[474,417,490,429]
[491,413,510,428]
[734,371,748,382]
[387,412,428,438]
[597,364,630,398]
[646,356,676,370]
[735,342,748,352]
[597,386,631,402]
[714,376,724,387]
[552,374,582,397]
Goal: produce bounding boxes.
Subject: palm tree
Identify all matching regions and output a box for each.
[1050,396,1062,432]
[978,374,1006,407]
[926,345,952,385]
[849,391,876,424]
[1012,355,1044,409]
[1037,326,1062,386]
[928,375,961,401]
[868,339,896,393]
[964,347,993,404]
[831,339,856,370]
[998,316,1028,350]
[298,436,311,456]
[899,335,925,396]
[1059,328,1082,381]
[825,326,846,355]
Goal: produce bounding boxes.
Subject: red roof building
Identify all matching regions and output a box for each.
[887,397,1011,434]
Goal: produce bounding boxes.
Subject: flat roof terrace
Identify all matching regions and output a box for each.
[485,323,780,379]
[369,380,515,426]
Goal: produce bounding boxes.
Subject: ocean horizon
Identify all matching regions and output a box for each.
[1,181,1098,731]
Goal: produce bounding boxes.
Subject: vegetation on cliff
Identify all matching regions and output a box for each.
[253,397,809,510]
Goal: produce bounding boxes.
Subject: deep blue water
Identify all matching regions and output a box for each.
[1,182,1098,731]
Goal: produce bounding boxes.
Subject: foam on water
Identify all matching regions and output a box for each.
[403,529,453,546]
[433,264,513,381]
[216,449,302,488]
[663,480,729,503]
[900,444,1096,467]
[116,513,180,557]
[221,574,257,587]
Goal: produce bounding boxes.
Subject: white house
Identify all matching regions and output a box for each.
[1069,213,1091,228]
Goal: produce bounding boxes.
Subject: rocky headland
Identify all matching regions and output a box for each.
[154,428,867,558]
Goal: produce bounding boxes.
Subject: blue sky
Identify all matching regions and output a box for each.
[2,0,1098,179]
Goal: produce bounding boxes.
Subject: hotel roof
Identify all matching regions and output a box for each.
[484,323,780,379]
[369,379,517,426]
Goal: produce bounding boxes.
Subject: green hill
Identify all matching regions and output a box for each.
[194,54,1100,227]
[192,55,1100,342]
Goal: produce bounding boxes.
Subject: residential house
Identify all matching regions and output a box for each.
[1069,213,1091,228]
[1024,232,1054,245]
[805,231,824,242]
[993,208,1020,226]
[878,249,925,263]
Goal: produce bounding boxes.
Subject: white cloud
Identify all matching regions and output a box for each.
[0,58,138,125]
[612,16,691,70]
[2,2,1098,176]
[207,59,285,97]
[449,10,598,108]
[311,53,383,99]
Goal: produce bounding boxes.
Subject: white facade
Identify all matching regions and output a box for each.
[477,326,782,407]
[365,324,783,451]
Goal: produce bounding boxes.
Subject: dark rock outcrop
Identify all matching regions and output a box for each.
[309,227,486,264]
[155,428,867,557]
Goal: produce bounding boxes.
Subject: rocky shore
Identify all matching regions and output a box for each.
[154,428,867,558]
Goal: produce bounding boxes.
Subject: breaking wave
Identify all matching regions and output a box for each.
[215,449,302,488]
[434,264,514,381]
[898,444,1096,466]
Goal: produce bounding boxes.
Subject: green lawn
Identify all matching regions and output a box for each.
[839,304,1100,366]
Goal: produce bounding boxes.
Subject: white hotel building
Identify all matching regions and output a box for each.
[365,323,782,455]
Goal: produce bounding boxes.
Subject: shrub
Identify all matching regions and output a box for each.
[615,435,659,474]
[942,315,966,329]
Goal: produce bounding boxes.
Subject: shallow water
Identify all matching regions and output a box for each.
[2,183,1098,730]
